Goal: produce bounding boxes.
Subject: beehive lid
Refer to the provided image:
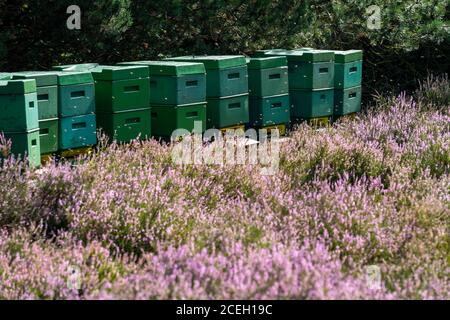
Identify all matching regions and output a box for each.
[12,71,59,87]
[166,55,246,69]
[0,73,11,80]
[118,61,206,76]
[334,50,363,63]
[284,50,335,63]
[90,65,149,80]
[263,49,335,63]
[56,72,94,86]
[52,63,99,72]
[259,49,292,57]
[253,49,288,57]
[0,79,37,94]
[246,56,287,69]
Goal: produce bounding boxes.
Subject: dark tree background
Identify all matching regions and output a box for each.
[0,0,449,96]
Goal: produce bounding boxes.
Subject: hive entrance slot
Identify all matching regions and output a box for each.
[186,111,198,118]
[124,85,139,92]
[71,91,85,98]
[271,102,282,108]
[72,122,86,129]
[186,80,198,87]
[38,94,49,101]
[125,117,141,124]
[228,102,241,109]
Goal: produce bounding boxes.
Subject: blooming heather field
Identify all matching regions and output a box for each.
[0,76,449,299]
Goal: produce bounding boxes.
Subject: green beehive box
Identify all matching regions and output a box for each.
[0,79,36,94]
[247,57,288,97]
[94,78,150,113]
[247,56,287,70]
[334,50,363,63]
[263,50,335,89]
[57,72,94,86]
[334,86,362,116]
[206,93,249,129]
[249,94,290,127]
[2,129,41,167]
[12,71,58,87]
[149,74,206,105]
[91,65,150,113]
[334,50,363,89]
[286,50,335,63]
[59,114,97,150]
[151,103,206,137]
[36,85,59,120]
[91,65,149,80]
[166,56,248,98]
[57,72,95,117]
[119,60,206,76]
[0,73,12,80]
[39,118,58,154]
[96,108,152,143]
[12,72,59,120]
[52,63,99,72]
[119,61,206,105]
[167,55,246,69]
[287,51,334,90]
[290,88,334,119]
[0,92,39,132]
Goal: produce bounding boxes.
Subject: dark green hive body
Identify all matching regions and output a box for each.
[39,118,59,154]
[2,129,41,167]
[206,93,249,129]
[166,56,248,98]
[59,114,97,150]
[334,86,362,116]
[97,108,152,143]
[249,94,290,127]
[290,88,334,119]
[151,103,206,137]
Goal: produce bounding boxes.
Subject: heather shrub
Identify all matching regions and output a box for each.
[0,88,448,299]
[89,242,385,300]
[0,158,31,228]
[415,74,450,111]
[0,156,81,236]
[281,125,388,186]
[0,228,135,299]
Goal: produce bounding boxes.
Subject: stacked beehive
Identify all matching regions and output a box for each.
[166,56,249,131]
[56,72,96,154]
[91,65,151,143]
[246,56,290,135]
[118,61,207,139]
[12,72,59,156]
[260,50,336,125]
[333,50,363,119]
[0,79,41,167]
